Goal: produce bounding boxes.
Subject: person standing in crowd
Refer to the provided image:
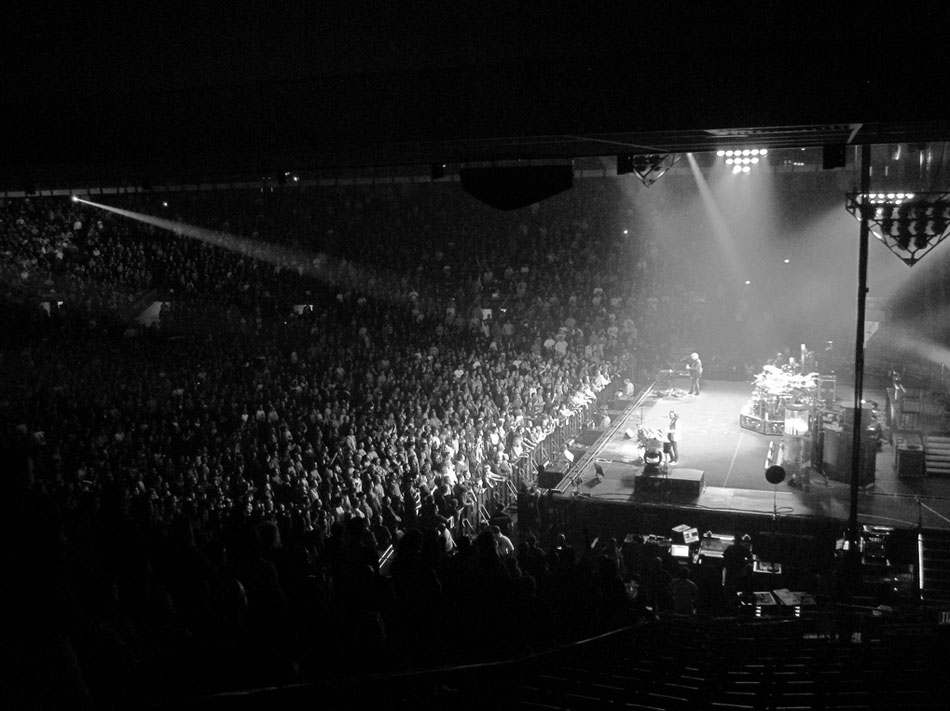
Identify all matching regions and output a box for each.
[666,410,679,465]
[722,534,754,599]
[687,352,703,395]
[668,566,699,615]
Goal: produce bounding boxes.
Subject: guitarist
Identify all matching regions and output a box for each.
[687,352,703,395]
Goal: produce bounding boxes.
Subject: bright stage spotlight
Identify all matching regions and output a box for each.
[71,195,79,202]
[719,147,767,173]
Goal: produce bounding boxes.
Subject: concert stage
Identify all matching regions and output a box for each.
[555,380,950,532]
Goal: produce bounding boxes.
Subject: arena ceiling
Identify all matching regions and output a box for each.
[4,2,950,190]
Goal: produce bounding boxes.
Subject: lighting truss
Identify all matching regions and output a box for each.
[631,153,680,187]
[845,192,950,266]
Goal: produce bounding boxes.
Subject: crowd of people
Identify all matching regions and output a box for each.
[1,180,712,707]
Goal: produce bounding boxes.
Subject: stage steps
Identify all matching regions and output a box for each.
[920,529,950,605]
[923,433,950,477]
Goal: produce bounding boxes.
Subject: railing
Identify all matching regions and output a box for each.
[449,388,606,537]
[917,498,950,527]
[451,380,656,538]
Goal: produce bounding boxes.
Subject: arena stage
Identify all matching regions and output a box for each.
[550,380,950,533]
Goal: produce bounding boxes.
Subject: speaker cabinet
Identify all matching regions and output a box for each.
[537,470,565,489]
[634,469,704,500]
[894,433,925,479]
[825,430,876,485]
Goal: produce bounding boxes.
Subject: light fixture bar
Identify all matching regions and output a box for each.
[846,191,950,266]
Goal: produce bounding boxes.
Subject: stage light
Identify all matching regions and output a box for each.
[623,229,628,235]
[784,259,790,264]
[732,165,742,174]
[71,195,78,202]
[162,201,168,207]
[718,147,767,171]
[629,153,680,187]
[745,280,752,285]
[847,191,950,266]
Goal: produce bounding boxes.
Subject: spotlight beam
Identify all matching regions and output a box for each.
[71,197,425,314]
[685,153,746,277]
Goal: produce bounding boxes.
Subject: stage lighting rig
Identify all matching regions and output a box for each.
[630,153,680,187]
[846,191,950,266]
[716,148,768,174]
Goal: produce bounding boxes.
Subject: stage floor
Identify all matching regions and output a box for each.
[566,380,950,531]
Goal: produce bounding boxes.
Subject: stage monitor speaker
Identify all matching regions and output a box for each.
[537,469,565,489]
[635,469,704,500]
[460,165,573,210]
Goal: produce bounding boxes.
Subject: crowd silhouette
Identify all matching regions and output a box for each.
[2,180,717,707]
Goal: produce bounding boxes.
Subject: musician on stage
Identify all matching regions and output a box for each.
[687,352,703,395]
[666,410,680,464]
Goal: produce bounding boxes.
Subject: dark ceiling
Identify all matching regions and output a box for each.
[4,2,950,189]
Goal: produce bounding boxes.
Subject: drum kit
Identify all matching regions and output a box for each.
[751,365,821,419]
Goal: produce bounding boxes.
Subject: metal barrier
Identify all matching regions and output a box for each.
[451,381,631,537]
[455,393,603,535]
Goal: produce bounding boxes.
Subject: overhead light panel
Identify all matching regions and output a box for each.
[846,192,950,266]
